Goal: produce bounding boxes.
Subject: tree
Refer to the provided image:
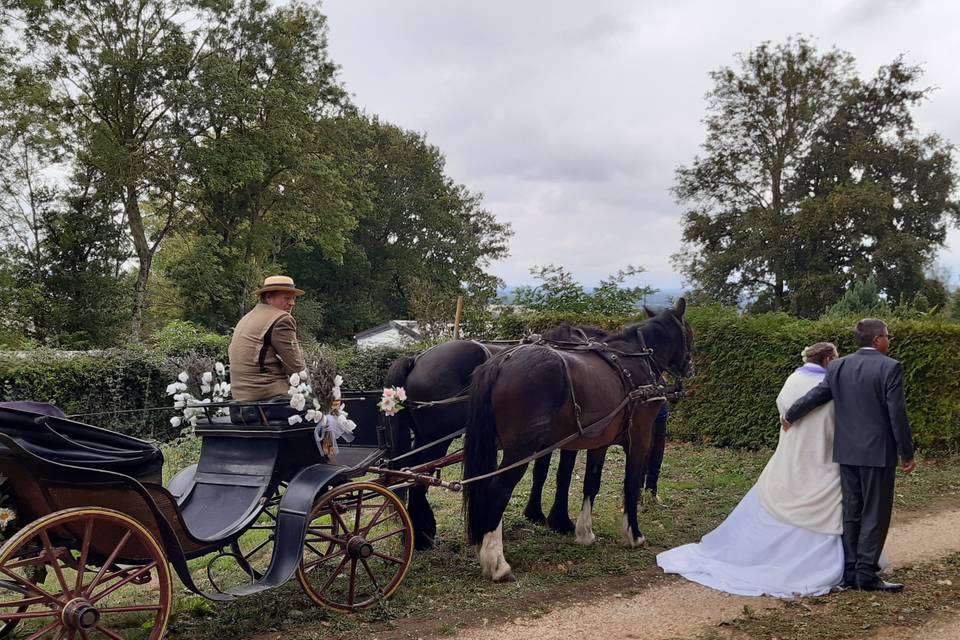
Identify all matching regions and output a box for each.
[162,0,359,331]
[673,38,959,316]
[788,59,959,313]
[826,278,887,317]
[3,0,199,338]
[284,116,512,341]
[512,264,657,314]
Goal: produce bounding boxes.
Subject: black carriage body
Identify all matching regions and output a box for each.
[0,390,394,599]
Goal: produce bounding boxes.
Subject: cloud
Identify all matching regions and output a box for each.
[323,0,960,288]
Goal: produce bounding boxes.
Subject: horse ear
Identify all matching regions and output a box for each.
[643,305,657,319]
[673,297,687,318]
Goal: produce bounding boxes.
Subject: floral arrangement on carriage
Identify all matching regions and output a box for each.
[166,362,356,454]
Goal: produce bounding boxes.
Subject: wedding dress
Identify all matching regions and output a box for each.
[656,363,845,597]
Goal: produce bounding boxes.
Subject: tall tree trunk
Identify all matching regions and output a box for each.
[125,183,150,340]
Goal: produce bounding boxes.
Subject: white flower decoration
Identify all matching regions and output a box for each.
[215,362,226,376]
[170,416,182,427]
[178,372,189,383]
[290,394,307,412]
[288,414,303,425]
[202,371,213,384]
[289,372,301,386]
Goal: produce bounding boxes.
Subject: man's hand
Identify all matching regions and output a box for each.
[901,459,916,474]
[779,415,791,431]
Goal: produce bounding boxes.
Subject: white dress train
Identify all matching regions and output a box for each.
[657,364,848,598]
[656,486,843,597]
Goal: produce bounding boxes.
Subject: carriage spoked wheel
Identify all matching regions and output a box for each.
[0,507,171,639]
[297,482,414,612]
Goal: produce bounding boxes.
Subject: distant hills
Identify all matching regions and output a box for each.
[495,286,686,310]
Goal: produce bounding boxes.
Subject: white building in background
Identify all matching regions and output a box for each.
[354,320,422,350]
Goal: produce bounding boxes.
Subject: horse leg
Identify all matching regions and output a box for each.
[523,452,551,525]
[407,485,437,550]
[477,457,531,583]
[405,438,450,550]
[547,449,577,534]
[623,433,650,548]
[576,447,608,545]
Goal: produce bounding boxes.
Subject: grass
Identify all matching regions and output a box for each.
[705,553,960,640]
[142,439,960,639]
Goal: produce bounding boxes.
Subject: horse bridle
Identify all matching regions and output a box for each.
[636,314,692,397]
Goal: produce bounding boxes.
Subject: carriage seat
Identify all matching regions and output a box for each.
[225,398,298,426]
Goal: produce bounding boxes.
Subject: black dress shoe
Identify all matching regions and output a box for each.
[856,580,904,592]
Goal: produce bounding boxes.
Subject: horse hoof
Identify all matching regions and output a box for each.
[624,535,647,549]
[524,508,546,525]
[548,516,576,534]
[495,571,517,583]
[575,531,596,546]
[414,537,435,551]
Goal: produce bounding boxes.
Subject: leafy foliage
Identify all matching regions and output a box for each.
[284,116,511,342]
[511,264,657,315]
[674,38,959,316]
[826,278,887,317]
[496,307,960,454]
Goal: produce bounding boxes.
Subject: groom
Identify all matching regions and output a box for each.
[782,318,915,592]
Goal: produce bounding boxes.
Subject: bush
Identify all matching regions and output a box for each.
[332,345,421,390]
[0,348,178,441]
[148,320,231,359]
[496,308,960,454]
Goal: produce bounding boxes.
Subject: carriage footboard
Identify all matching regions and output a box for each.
[220,463,348,597]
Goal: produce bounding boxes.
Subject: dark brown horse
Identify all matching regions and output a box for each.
[384,324,607,550]
[463,299,693,581]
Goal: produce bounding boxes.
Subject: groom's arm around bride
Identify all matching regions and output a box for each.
[782,318,914,592]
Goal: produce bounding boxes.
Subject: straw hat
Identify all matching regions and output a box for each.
[253,275,305,297]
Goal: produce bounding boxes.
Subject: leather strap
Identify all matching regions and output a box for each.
[258,316,284,374]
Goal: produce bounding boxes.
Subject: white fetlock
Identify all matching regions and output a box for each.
[621,514,647,548]
[479,522,513,581]
[575,497,596,545]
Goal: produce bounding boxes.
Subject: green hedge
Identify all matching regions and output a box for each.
[0,341,371,443]
[333,345,424,390]
[0,348,178,441]
[494,308,960,454]
[5,309,958,453]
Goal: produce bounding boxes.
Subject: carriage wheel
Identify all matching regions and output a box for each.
[204,489,282,592]
[0,507,172,640]
[297,482,414,612]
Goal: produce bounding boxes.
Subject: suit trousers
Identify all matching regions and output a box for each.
[839,464,896,585]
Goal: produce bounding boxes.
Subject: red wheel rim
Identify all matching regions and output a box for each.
[297,483,414,612]
[0,508,171,639]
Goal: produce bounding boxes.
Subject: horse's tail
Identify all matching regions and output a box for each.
[384,355,417,463]
[463,358,502,545]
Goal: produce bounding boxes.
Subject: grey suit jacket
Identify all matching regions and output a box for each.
[785,348,914,468]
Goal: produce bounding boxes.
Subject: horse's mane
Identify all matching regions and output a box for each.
[601,311,680,349]
[541,323,608,342]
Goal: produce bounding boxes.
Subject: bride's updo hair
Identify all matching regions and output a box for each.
[802,342,838,366]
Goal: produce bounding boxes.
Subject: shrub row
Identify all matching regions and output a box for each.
[493,307,960,454]
[0,337,399,443]
[5,309,959,453]
[0,348,179,441]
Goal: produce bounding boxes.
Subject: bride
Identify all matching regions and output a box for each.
[657,342,846,597]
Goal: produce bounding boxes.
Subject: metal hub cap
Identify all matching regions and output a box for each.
[62,598,100,630]
[346,536,373,559]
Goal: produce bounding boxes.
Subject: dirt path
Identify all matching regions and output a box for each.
[453,507,960,640]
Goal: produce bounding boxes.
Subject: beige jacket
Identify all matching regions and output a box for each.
[228,304,306,401]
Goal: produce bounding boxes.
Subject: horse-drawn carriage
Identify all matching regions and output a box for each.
[0,300,694,638]
[0,392,431,639]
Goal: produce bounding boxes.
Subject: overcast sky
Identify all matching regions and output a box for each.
[321,0,960,290]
